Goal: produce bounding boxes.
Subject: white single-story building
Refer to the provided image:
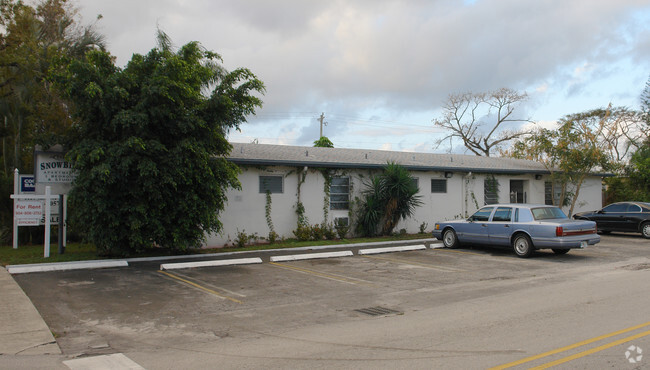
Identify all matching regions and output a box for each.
[205,143,604,247]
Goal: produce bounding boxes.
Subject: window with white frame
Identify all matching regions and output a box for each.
[330,177,350,210]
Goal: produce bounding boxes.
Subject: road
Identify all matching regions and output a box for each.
[12,234,650,369]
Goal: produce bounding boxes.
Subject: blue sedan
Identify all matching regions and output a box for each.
[432,204,600,258]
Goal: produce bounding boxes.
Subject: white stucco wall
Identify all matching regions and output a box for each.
[204,166,604,247]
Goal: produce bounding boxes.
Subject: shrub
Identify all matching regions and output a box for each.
[234,230,250,248]
[293,224,311,241]
[323,223,337,240]
[268,231,279,244]
[335,218,350,239]
[310,224,324,241]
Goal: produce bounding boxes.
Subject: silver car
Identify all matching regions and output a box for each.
[432,204,600,258]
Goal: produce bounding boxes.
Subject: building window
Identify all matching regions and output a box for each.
[431,179,447,193]
[544,181,562,205]
[484,176,499,205]
[330,177,350,210]
[411,177,419,191]
[259,175,283,194]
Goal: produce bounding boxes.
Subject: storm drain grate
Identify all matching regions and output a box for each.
[354,306,402,316]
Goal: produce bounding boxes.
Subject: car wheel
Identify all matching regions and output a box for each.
[442,228,459,249]
[642,222,650,239]
[552,248,570,255]
[512,234,534,258]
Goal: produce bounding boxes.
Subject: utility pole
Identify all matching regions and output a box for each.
[318,112,327,138]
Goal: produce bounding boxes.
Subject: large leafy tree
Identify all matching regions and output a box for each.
[0,0,104,173]
[607,76,650,202]
[60,32,265,255]
[0,0,103,236]
[356,162,422,236]
[508,107,636,215]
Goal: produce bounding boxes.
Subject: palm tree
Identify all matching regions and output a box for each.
[380,162,422,235]
[356,162,422,236]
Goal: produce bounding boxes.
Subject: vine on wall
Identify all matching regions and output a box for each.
[322,169,332,222]
[265,190,278,243]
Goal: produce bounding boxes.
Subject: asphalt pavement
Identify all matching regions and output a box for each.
[0,238,437,368]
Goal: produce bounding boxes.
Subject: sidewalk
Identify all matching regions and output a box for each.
[0,266,61,356]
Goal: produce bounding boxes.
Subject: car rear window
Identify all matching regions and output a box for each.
[531,207,568,220]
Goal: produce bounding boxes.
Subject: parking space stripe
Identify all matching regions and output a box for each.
[169,270,246,298]
[158,270,242,304]
[268,262,375,285]
[360,255,465,272]
[490,321,650,369]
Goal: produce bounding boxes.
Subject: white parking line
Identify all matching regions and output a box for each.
[160,257,262,270]
[358,245,427,255]
[270,251,354,262]
[7,260,128,274]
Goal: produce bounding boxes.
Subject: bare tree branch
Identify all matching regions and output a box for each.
[433,88,533,156]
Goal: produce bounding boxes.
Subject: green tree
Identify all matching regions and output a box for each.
[313,136,334,148]
[0,0,104,173]
[600,77,650,203]
[355,162,422,236]
[60,32,265,255]
[508,107,630,215]
[641,76,650,142]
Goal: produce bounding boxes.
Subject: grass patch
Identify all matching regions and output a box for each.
[0,243,101,266]
[0,233,433,266]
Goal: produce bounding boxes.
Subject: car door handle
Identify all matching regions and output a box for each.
[481,224,487,227]
[504,224,510,227]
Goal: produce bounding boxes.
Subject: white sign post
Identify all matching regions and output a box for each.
[11,169,57,257]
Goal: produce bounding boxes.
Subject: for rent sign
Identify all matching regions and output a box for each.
[15,200,43,226]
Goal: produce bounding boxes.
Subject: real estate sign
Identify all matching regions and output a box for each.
[14,200,42,226]
[35,151,76,184]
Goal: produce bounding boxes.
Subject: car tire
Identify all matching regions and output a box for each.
[442,228,459,249]
[642,222,650,239]
[512,234,534,258]
[552,248,570,255]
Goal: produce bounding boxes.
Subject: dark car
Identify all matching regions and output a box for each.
[573,202,650,239]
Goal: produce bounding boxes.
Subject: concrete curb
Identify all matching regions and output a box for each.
[270,251,354,262]
[160,257,263,270]
[6,260,128,274]
[359,244,427,255]
[5,239,442,273]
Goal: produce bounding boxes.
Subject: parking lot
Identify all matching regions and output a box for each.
[12,234,650,368]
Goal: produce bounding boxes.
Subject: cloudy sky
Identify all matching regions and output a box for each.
[77,0,650,154]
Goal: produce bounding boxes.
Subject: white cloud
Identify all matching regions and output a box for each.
[76,0,650,152]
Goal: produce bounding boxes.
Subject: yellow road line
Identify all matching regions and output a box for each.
[361,255,464,272]
[158,270,242,304]
[269,262,374,286]
[489,321,650,369]
[531,329,650,369]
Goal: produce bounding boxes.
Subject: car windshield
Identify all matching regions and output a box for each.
[531,207,568,220]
